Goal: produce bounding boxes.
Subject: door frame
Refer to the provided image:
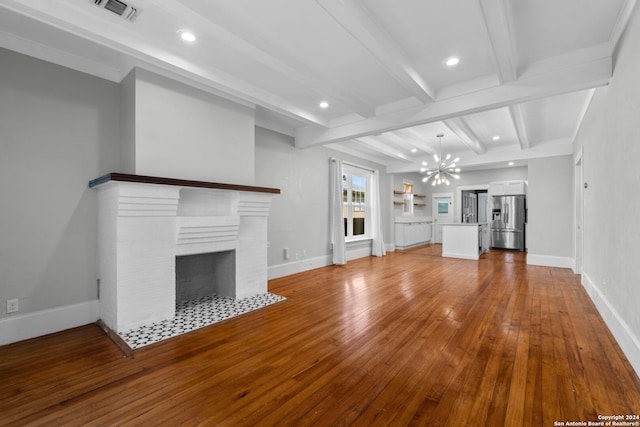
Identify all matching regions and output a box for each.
[456,185,490,223]
[432,192,453,243]
[574,148,584,275]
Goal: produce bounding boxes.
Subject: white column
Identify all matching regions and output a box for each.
[234,192,272,299]
[96,182,180,332]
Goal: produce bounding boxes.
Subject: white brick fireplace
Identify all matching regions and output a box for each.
[90,173,279,333]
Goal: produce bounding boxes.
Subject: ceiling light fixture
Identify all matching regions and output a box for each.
[411,148,418,153]
[492,135,501,141]
[444,56,460,67]
[508,162,515,166]
[178,30,196,42]
[421,134,461,186]
[319,101,329,109]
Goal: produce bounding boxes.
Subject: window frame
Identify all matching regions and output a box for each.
[342,164,373,242]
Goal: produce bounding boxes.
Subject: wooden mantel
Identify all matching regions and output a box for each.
[89,173,281,194]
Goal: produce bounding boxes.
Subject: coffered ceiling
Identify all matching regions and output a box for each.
[1,0,636,174]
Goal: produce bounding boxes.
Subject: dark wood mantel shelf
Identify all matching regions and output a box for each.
[89,173,280,194]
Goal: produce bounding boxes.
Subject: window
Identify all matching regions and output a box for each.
[438,200,449,214]
[342,165,372,241]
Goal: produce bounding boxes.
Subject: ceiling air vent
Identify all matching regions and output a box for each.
[90,0,142,23]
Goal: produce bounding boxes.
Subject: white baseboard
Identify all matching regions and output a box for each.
[582,273,640,378]
[0,300,99,346]
[346,246,372,261]
[527,253,574,269]
[442,251,479,260]
[268,245,383,280]
[385,243,396,252]
[268,254,333,279]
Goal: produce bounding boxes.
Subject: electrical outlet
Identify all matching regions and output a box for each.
[7,299,19,313]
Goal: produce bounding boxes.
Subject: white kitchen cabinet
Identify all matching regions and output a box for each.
[506,180,526,195]
[395,220,432,249]
[489,180,527,196]
[489,181,506,195]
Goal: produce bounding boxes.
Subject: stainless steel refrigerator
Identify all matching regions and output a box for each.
[490,195,526,251]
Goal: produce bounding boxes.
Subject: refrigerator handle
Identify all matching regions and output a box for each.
[504,203,508,224]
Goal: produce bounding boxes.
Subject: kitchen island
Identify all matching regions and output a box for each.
[441,223,489,260]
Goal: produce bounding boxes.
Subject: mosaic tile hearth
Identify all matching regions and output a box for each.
[119,293,286,349]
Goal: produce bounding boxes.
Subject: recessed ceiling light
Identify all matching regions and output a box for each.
[508,162,515,166]
[319,101,329,109]
[178,30,196,43]
[422,161,428,166]
[492,135,501,141]
[411,148,418,153]
[444,56,460,67]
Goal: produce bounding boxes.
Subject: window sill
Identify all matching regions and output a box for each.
[345,236,372,244]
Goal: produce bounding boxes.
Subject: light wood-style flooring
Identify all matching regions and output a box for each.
[1,245,639,426]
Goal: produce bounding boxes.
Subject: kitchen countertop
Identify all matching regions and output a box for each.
[395,216,433,223]
[440,222,488,227]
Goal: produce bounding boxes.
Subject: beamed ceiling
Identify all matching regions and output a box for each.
[1,0,636,174]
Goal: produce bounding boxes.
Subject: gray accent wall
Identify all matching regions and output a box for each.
[446,167,528,189]
[255,127,390,269]
[527,156,574,259]
[0,48,121,318]
[573,0,640,374]
[419,167,528,217]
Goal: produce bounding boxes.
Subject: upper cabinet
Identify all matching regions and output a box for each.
[489,180,527,196]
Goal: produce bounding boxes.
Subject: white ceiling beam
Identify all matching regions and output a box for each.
[354,137,412,162]
[0,0,331,127]
[392,128,437,155]
[443,117,487,154]
[327,142,391,167]
[314,0,436,103]
[172,0,375,118]
[295,56,611,148]
[477,0,518,82]
[387,137,574,173]
[609,0,639,49]
[379,132,431,158]
[508,104,530,150]
[0,29,122,82]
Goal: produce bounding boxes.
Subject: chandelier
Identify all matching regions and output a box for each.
[421,133,461,186]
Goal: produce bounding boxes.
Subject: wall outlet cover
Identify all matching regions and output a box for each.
[7,299,19,313]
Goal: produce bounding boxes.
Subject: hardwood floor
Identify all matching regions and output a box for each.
[1,245,639,426]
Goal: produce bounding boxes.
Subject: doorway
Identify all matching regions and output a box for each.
[478,193,488,223]
[432,193,453,243]
[461,189,488,223]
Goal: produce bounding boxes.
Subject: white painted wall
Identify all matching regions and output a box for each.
[0,48,120,319]
[254,127,390,276]
[120,70,136,174]
[422,167,528,220]
[527,156,574,267]
[391,173,430,216]
[448,167,528,190]
[573,2,640,376]
[130,69,256,185]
